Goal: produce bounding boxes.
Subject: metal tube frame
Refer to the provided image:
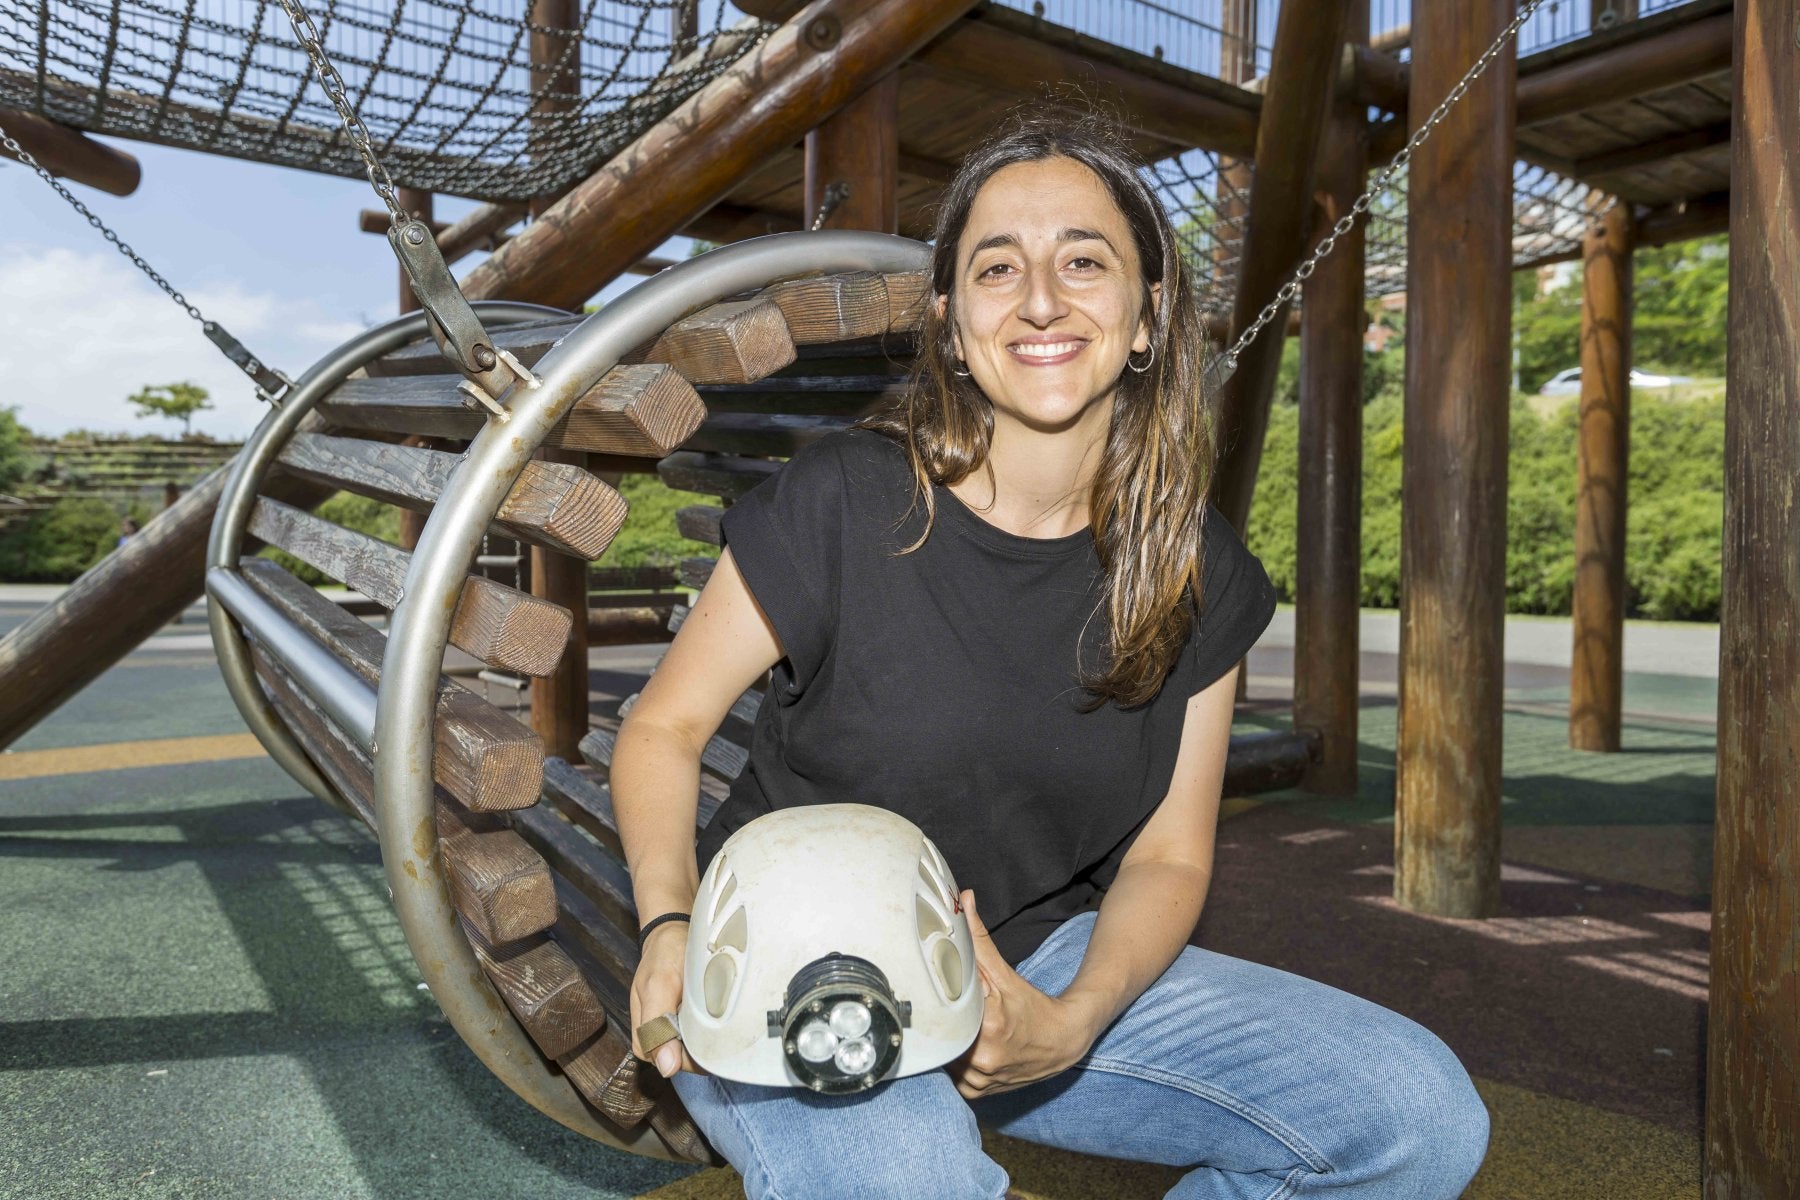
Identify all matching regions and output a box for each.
[212,233,930,1156]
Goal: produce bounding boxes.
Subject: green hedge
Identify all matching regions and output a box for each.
[1245,387,1726,621]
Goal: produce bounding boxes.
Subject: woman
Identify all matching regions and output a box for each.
[612,111,1489,1200]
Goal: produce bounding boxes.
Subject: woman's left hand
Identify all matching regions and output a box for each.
[948,890,1097,1100]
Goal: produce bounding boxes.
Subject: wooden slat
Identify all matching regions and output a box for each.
[369,315,578,376]
[542,756,627,859]
[438,803,559,945]
[674,505,722,546]
[761,272,892,343]
[238,558,545,812]
[550,875,639,1011]
[247,499,572,678]
[277,431,628,559]
[677,557,715,592]
[317,365,707,458]
[590,565,681,589]
[694,374,907,416]
[463,919,607,1060]
[637,298,797,385]
[510,803,638,937]
[247,640,377,827]
[655,452,780,501]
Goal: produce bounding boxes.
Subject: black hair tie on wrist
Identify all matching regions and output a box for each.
[638,912,691,947]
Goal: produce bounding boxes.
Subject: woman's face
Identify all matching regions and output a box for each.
[944,155,1156,435]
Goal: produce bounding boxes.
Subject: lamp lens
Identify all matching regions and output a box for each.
[833,1036,877,1075]
[828,1000,872,1039]
[795,1020,838,1064]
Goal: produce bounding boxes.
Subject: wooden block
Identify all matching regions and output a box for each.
[674,504,722,546]
[316,364,707,458]
[762,272,892,344]
[676,556,715,593]
[276,431,628,560]
[510,804,637,937]
[558,1027,656,1129]
[238,558,545,811]
[640,299,797,384]
[648,1092,718,1165]
[463,921,607,1061]
[883,270,931,333]
[440,816,559,945]
[247,498,573,678]
[655,452,780,502]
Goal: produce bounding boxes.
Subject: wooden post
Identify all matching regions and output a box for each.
[803,71,898,234]
[1213,0,1256,300]
[525,0,593,761]
[1209,0,1354,531]
[1393,0,1515,918]
[1708,0,1800,1190]
[1569,198,1632,751]
[1295,3,1368,796]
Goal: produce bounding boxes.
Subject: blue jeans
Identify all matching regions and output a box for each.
[671,910,1489,1199]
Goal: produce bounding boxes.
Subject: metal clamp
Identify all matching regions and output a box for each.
[389,218,540,409]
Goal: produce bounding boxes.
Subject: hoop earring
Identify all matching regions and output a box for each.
[952,361,972,377]
[1127,344,1156,374]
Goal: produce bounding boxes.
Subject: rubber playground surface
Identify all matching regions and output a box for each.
[0,591,1713,1199]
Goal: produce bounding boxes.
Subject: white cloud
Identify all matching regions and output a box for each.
[0,243,370,440]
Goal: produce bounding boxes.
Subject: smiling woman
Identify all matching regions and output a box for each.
[613,109,1491,1200]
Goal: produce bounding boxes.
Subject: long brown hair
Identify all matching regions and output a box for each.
[855,109,1219,712]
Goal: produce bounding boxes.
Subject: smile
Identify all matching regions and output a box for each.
[1007,339,1086,365]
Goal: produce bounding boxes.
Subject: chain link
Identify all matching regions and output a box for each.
[1217,0,1550,376]
[273,0,408,225]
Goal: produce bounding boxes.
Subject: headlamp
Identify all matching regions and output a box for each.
[678,804,982,1092]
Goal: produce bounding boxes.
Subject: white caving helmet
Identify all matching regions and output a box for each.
[678,803,983,1093]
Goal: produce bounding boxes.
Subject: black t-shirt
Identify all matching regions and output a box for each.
[695,427,1278,965]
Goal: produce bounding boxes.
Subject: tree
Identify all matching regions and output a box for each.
[128,382,213,436]
[0,407,35,494]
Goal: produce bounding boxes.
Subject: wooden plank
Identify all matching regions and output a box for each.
[762,273,893,343]
[318,366,707,459]
[637,299,797,385]
[694,375,907,417]
[248,640,378,827]
[238,558,546,812]
[439,806,560,945]
[677,557,715,593]
[1394,0,1513,919]
[655,452,780,501]
[246,498,573,678]
[278,431,628,560]
[510,803,639,937]
[551,875,640,1010]
[1570,199,1632,753]
[463,919,607,1061]
[1708,0,1800,1189]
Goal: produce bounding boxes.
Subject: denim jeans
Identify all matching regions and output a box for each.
[671,910,1489,1199]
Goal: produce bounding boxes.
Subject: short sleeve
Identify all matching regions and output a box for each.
[1187,504,1279,691]
[717,435,847,695]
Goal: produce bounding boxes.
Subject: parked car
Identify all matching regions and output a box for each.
[1537,366,1694,396]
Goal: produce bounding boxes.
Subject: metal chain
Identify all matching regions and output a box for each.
[1,116,292,400]
[273,0,408,225]
[1217,0,1550,377]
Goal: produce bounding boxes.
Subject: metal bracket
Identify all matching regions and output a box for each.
[388,218,539,409]
[203,321,295,403]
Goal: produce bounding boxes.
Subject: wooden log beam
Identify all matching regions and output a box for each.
[0,107,140,196]
[435,202,530,265]
[1708,0,1800,1190]
[1570,199,1633,753]
[913,12,1260,161]
[1635,190,1730,248]
[1348,7,1732,130]
[1294,3,1368,797]
[1210,0,1355,530]
[1573,118,1731,178]
[805,70,897,232]
[1393,0,1515,919]
[461,0,985,309]
[0,467,325,751]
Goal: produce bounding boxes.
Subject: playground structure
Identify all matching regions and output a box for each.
[0,0,1792,1192]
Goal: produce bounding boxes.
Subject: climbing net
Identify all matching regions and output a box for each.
[0,1,770,201]
[1147,147,1602,319]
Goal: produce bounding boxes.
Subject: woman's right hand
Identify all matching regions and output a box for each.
[631,922,705,1077]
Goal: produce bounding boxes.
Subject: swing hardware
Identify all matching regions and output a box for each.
[388,217,540,412]
[202,322,294,404]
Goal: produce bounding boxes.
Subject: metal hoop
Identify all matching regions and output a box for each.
[1128,344,1156,374]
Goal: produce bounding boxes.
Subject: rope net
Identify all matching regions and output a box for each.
[1,1,770,201]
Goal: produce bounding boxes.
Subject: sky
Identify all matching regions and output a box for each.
[1,137,688,442]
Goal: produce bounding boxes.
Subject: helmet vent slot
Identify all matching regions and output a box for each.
[916,894,949,940]
[933,938,965,1001]
[709,862,738,925]
[711,904,748,954]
